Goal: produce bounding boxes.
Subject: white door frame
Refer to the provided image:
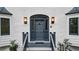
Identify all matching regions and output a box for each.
[29,14,50,43]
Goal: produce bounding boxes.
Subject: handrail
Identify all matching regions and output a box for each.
[23,32,28,51]
[50,32,56,51]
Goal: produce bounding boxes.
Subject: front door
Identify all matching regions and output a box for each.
[36,19,45,41]
[30,14,49,42]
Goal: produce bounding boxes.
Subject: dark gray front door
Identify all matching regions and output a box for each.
[36,20,45,41]
[30,14,49,42]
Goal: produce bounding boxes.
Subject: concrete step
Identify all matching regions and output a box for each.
[26,47,52,51]
[27,43,51,47]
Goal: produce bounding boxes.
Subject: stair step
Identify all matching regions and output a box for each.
[35,42,44,44]
[27,43,51,47]
[26,47,52,51]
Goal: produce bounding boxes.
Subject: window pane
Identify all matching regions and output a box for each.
[45,20,48,30]
[69,17,78,35]
[1,18,10,35]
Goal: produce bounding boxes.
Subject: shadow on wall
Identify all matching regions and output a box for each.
[71,46,79,51]
[0,46,9,51]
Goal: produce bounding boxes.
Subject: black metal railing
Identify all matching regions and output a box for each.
[50,32,56,51]
[22,32,28,51]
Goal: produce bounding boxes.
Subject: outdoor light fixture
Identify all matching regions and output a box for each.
[51,17,55,24]
[24,17,27,24]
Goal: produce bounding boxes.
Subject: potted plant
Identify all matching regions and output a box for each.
[57,39,72,51]
[9,40,18,51]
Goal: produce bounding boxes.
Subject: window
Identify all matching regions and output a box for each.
[69,17,78,35]
[1,18,10,35]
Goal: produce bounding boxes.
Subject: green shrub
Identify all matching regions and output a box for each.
[57,39,72,51]
[9,40,18,51]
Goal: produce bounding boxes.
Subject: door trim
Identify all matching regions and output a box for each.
[29,14,50,43]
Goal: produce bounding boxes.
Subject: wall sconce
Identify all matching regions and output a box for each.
[51,17,55,24]
[24,17,27,24]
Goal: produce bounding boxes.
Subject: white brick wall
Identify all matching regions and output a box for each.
[0,7,73,50]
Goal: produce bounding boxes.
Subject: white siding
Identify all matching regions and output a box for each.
[67,14,79,46]
[0,14,12,47]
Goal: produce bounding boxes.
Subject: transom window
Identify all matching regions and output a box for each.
[69,17,78,35]
[1,18,10,35]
